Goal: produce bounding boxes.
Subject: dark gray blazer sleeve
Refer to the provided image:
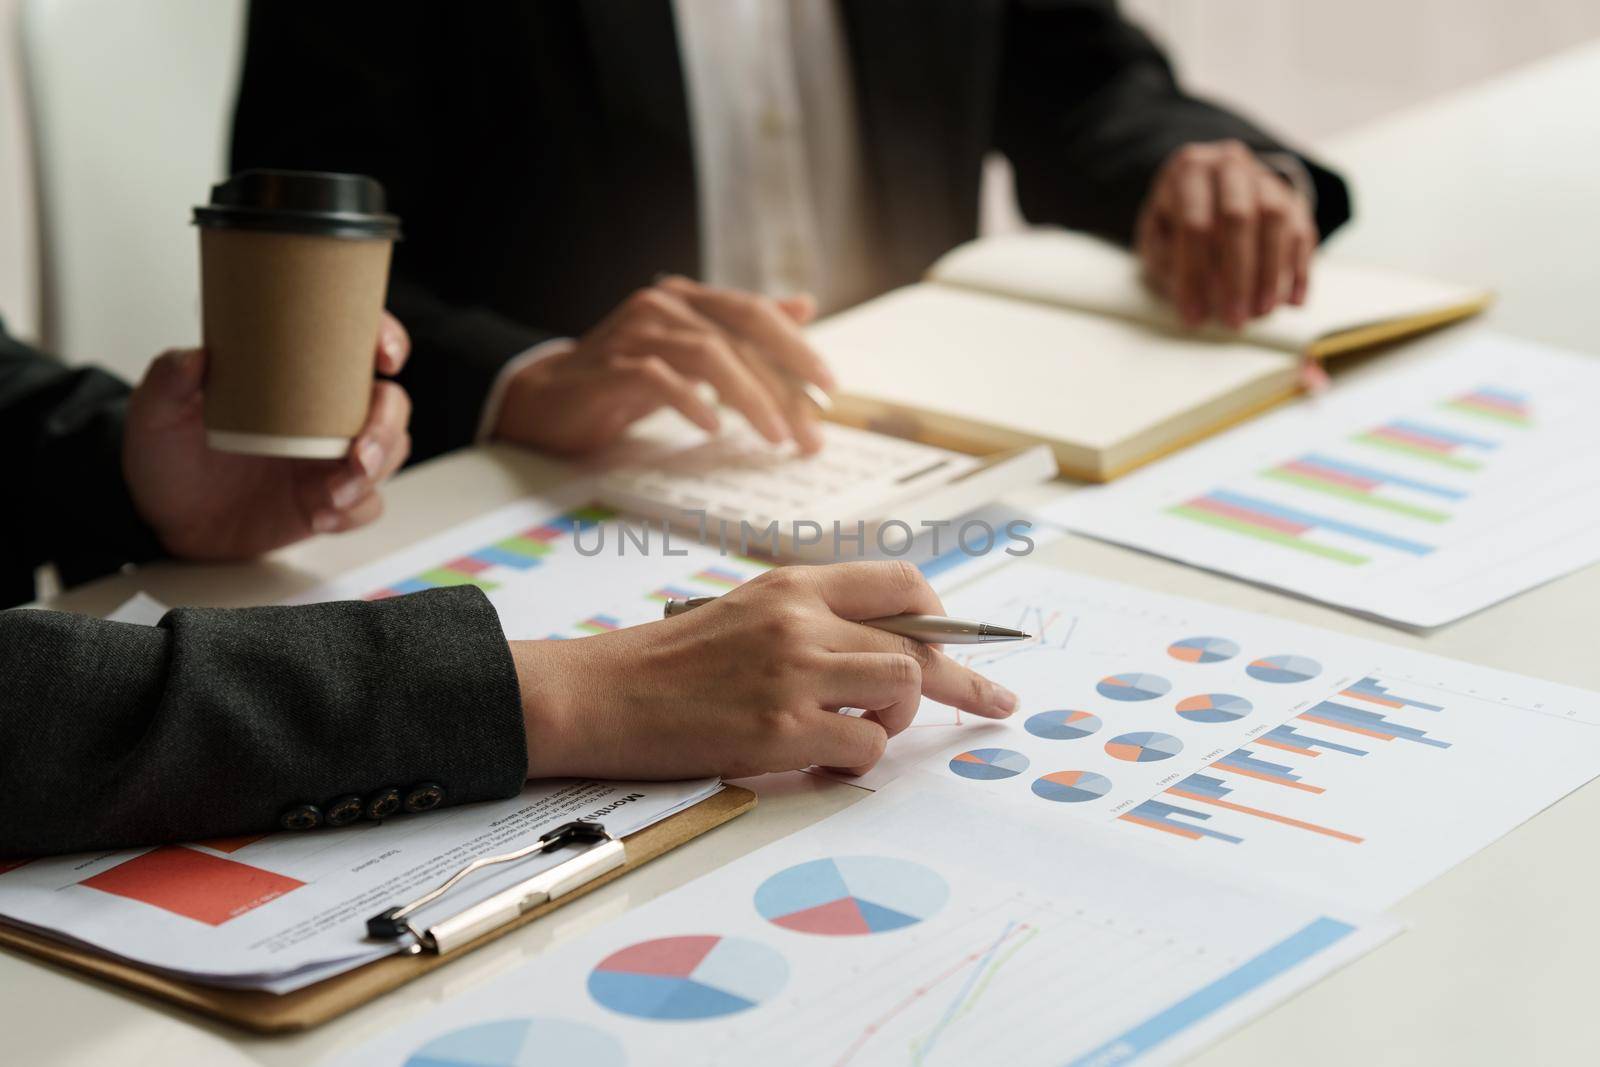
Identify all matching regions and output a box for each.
[0,586,527,857]
[0,317,164,607]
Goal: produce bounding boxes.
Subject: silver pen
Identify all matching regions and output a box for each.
[662,596,1030,644]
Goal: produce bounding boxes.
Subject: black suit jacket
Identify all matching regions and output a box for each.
[232,0,1351,463]
[0,319,162,607]
[0,321,526,856]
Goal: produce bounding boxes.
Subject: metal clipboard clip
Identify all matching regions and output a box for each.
[365,820,625,955]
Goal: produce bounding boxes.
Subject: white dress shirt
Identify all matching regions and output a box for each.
[672,0,878,315]
[483,0,878,439]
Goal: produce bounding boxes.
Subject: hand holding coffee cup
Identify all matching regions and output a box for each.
[194,170,401,458]
[122,312,413,561]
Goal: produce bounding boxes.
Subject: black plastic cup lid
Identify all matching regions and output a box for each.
[193,169,401,240]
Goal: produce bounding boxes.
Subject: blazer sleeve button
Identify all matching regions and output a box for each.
[325,795,364,827]
[279,804,322,831]
[403,782,445,813]
[365,787,403,821]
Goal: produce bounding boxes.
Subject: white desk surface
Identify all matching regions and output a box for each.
[13,41,1600,1067]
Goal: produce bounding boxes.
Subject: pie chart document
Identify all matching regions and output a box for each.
[330,777,1396,1067]
[839,562,1600,911]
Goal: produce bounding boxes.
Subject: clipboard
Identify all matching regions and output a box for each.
[0,785,755,1034]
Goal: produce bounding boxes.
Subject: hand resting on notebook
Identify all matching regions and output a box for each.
[1136,140,1318,331]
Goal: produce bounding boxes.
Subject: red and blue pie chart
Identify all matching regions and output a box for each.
[1246,655,1322,684]
[1031,771,1113,803]
[949,747,1030,780]
[1105,731,1184,762]
[1168,636,1240,664]
[404,1018,624,1067]
[1025,709,1102,740]
[588,935,787,1020]
[1176,693,1253,723]
[1097,673,1172,701]
[754,855,949,936]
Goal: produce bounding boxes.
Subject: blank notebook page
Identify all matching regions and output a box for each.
[813,285,1288,454]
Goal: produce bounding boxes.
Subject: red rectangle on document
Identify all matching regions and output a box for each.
[81,846,303,925]
[194,833,270,854]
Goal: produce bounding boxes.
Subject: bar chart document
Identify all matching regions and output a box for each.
[1046,330,1600,626]
[850,562,1600,909]
[286,494,774,640]
[331,778,1395,1067]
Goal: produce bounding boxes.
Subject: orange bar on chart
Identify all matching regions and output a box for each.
[81,846,303,925]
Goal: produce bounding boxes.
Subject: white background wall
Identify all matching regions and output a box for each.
[1,0,38,340]
[2,1,1599,349]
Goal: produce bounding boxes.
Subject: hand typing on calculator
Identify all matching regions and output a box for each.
[491,277,836,456]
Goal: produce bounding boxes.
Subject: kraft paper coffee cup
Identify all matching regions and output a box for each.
[194,170,401,458]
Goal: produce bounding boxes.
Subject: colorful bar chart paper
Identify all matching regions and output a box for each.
[1118,798,1245,844]
[1156,774,1362,844]
[1298,678,1452,749]
[1212,749,1323,793]
[1120,675,1456,850]
[1170,490,1436,564]
[1256,723,1369,758]
[693,566,747,589]
[648,584,702,603]
[1353,418,1497,469]
[1445,386,1532,426]
[1262,453,1463,522]
[366,506,614,599]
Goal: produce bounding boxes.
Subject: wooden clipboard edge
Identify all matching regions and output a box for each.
[0,785,757,1034]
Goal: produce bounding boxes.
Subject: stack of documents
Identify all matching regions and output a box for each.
[0,776,720,993]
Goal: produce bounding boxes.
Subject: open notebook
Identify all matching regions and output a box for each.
[810,230,1492,481]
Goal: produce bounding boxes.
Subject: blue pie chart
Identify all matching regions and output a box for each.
[949,747,1030,780]
[1032,771,1113,803]
[588,935,787,1021]
[1105,731,1184,763]
[755,855,948,936]
[1168,636,1241,664]
[1176,693,1253,723]
[1025,710,1102,740]
[404,1017,624,1067]
[1097,673,1172,701]
[1247,655,1322,684]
